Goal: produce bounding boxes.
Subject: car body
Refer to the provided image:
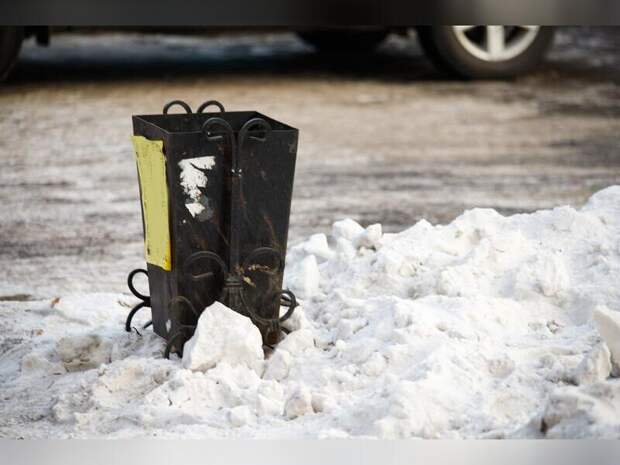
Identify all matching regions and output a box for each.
[0,26,556,82]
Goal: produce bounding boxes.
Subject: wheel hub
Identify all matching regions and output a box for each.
[452,25,540,62]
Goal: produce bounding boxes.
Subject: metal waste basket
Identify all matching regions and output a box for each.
[126,99,298,356]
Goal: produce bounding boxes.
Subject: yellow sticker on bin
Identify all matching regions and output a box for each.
[131,135,171,271]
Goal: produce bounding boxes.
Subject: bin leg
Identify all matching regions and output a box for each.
[125,268,152,332]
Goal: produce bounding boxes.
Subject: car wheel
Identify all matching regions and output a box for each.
[298,29,389,54]
[0,27,23,82]
[417,26,555,79]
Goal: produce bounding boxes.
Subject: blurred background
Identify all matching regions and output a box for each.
[0,26,619,298]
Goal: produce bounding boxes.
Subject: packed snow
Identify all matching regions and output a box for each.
[1,187,620,438]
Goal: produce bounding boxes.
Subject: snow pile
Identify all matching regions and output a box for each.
[1,187,620,438]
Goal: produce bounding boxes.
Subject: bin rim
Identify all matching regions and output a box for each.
[132,110,298,137]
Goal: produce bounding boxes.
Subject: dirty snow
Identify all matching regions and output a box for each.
[1,187,620,438]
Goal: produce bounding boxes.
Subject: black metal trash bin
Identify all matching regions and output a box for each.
[126,99,298,356]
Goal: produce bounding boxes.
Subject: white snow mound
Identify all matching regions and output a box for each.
[2,187,620,438]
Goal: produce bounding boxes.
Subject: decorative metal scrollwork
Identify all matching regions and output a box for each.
[124,268,152,333]
[162,99,226,115]
[163,115,298,358]
[163,296,200,358]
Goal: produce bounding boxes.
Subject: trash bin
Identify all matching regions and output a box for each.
[126,99,298,357]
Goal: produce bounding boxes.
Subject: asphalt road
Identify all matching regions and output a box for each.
[0,27,619,298]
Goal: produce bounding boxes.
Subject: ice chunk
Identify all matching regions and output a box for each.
[336,237,356,259]
[332,220,382,249]
[302,233,334,261]
[355,223,383,249]
[571,343,611,385]
[182,301,264,373]
[287,255,321,299]
[593,305,620,372]
[228,405,255,427]
[263,349,292,381]
[332,218,365,242]
[278,329,314,354]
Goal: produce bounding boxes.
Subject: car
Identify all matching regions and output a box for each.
[0,26,555,82]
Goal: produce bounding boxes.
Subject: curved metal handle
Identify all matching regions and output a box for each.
[238,290,278,327]
[127,268,150,301]
[168,295,200,319]
[197,100,225,114]
[202,117,238,174]
[164,325,196,359]
[242,247,283,276]
[238,117,272,149]
[202,116,234,142]
[277,290,298,322]
[183,251,228,282]
[163,100,192,114]
[124,301,149,333]
[125,268,151,333]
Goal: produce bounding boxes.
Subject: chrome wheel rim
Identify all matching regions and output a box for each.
[452,26,540,62]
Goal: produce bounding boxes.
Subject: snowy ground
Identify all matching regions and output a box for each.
[0,27,620,438]
[0,27,619,297]
[1,188,620,438]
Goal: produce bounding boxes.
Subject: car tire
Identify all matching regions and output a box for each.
[417,26,555,79]
[0,27,23,82]
[298,29,389,54]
